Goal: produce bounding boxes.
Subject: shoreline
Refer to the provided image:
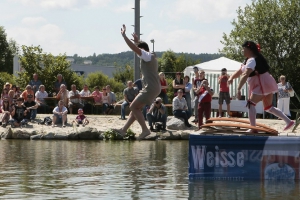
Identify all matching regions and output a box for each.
[0,114,299,140]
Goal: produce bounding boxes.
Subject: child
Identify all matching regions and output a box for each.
[74,108,89,127]
[196,80,214,130]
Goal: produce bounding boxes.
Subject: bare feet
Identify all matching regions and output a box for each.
[113,128,126,137]
[137,130,151,140]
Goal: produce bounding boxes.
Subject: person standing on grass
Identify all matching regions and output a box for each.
[228,41,294,132]
[114,24,161,140]
[218,68,231,118]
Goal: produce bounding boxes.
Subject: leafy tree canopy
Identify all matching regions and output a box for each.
[220,0,300,87]
[0,26,18,74]
[16,45,84,92]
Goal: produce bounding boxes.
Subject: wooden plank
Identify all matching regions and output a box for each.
[202,122,278,135]
[206,117,274,130]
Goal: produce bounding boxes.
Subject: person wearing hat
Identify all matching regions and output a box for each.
[3,82,12,90]
[23,94,39,121]
[172,72,185,97]
[218,68,231,117]
[146,97,167,131]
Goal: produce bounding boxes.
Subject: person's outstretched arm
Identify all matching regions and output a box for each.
[121,24,142,56]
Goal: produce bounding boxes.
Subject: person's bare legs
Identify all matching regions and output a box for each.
[218,104,222,118]
[226,104,230,117]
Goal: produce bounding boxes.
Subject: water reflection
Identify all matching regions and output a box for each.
[0,140,189,199]
[0,140,299,199]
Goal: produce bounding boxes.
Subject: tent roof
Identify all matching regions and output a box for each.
[185,57,241,74]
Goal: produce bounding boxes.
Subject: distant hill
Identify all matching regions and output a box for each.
[68,52,223,67]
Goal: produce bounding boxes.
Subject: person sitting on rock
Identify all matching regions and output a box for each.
[73,108,89,127]
[23,94,39,122]
[10,97,28,127]
[52,100,68,128]
[146,97,167,131]
[172,89,192,127]
[1,98,13,127]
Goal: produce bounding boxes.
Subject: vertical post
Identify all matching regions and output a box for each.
[134,0,140,81]
[150,39,155,52]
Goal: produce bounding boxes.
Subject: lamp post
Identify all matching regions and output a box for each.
[150,39,155,52]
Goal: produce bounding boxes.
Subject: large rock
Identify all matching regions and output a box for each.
[143,132,157,140]
[181,131,190,140]
[67,127,100,140]
[159,130,181,140]
[31,134,43,140]
[166,117,186,130]
[11,129,32,139]
[1,128,13,139]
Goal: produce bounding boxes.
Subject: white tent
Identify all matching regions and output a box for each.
[184,56,242,77]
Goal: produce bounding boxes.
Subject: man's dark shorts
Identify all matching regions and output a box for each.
[219,92,230,104]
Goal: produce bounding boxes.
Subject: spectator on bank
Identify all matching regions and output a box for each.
[218,68,231,118]
[172,72,185,97]
[15,86,22,98]
[53,74,67,94]
[92,86,103,105]
[11,85,18,98]
[196,80,214,130]
[73,108,89,127]
[158,72,168,104]
[106,85,116,115]
[1,98,12,127]
[277,75,292,117]
[1,88,9,101]
[11,97,27,127]
[172,89,192,127]
[68,84,83,114]
[35,85,49,113]
[56,84,69,106]
[29,73,42,93]
[3,82,11,91]
[7,90,15,105]
[80,84,92,113]
[120,81,138,120]
[146,97,167,131]
[23,94,38,121]
[192,70,206,123]
[184,75,192,114]
[101,87,111,114]
[20,85,35,102]
[52,100,68,128]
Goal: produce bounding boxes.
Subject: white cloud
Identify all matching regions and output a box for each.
[12,0,111,10]
[21,17,47,26]
[169,0,249,22]
[146,29,223,54]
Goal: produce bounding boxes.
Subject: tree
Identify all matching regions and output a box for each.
[220,0,300,88]
[158,50,199,79]
[112,64,134,84]
[16,45,84,91]
[0,26,18,74]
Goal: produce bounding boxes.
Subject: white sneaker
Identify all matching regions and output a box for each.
[227,115,231,118]
[218,116,222,118]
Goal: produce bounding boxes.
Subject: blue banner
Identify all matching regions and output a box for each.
[189,135,300,180]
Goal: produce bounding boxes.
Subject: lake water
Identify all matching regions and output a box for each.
[0,140,299,199]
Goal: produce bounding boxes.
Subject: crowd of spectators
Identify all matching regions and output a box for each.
[0,73,117,128]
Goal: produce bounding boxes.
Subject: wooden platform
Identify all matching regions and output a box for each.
[201,117,278,136]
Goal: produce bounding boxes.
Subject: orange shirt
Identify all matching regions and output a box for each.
[21,90,34,101]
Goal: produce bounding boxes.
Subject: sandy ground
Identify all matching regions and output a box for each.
[1,114,299,137]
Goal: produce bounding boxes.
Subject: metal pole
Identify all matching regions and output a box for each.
[134,0,140,81]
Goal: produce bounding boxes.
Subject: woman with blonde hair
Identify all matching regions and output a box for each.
[277,75,292,117]
[158,72,168,104]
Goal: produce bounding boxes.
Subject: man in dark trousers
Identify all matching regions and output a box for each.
[146,97,167,131]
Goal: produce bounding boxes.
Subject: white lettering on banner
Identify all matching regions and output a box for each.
[191,145,206,169]
[191,145,244,169]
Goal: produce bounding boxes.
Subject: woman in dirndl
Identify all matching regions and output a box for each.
[228,41,294,132]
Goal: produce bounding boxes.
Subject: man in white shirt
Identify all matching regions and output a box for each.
[69,84,83,114]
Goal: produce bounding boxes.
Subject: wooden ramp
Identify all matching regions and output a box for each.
[201,117,278,136]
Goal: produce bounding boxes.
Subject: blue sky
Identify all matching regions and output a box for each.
[1,0,252,56]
